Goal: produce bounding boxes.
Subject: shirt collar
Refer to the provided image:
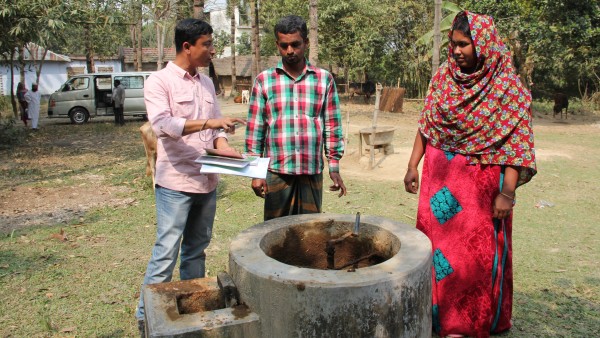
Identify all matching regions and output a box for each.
[275,58,316,80]
[166,61,201,80]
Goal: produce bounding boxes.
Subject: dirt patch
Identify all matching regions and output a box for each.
[0,173,135,234]
[177,289,225,314]
[266,221,392,270]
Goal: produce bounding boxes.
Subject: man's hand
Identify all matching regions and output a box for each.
[329,172,347,197]
[208,117,246,134]
[251,178,267,198]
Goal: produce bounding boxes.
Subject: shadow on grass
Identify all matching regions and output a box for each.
[514,288,600,336]
[0,244,65,279]
[98,329,126,338]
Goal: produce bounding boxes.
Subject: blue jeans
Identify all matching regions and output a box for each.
[135,186,217,320]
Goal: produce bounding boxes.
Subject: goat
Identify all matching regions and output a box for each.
[140,121,157,189]
[241,90,250,104]
[553,93,568,119]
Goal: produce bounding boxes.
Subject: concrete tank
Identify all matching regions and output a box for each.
[229,213,432,338]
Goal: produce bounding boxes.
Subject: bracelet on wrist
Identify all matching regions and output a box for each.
[201,119,209,131]
[499,192,516,205]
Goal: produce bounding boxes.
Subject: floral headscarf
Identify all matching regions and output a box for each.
[418,11,536,186]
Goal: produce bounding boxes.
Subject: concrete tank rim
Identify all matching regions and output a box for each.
[229,213,432,286]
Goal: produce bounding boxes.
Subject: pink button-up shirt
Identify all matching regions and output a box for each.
[145,62,227,194]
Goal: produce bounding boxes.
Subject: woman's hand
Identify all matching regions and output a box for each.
[404,168,420,194]
[493,192,514,219]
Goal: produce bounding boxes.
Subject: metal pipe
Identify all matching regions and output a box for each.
[353,212,361,236]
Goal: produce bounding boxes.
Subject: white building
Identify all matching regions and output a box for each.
[206,1,253,58]
[0,43,123,97]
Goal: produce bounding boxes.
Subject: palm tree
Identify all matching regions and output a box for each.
[309,0,318,66]
[228,0,239,96]
[432,0,442,76]
[250,0,260,80]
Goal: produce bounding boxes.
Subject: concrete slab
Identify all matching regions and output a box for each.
[143,277,261,338]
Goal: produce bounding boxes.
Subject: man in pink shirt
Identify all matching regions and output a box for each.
[135,18,245,334]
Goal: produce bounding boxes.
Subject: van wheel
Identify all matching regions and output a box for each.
[70,108,89,124]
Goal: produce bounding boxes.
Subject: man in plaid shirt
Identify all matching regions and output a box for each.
[245,15,347,221]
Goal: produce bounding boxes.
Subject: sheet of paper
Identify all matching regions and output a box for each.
[196,156,251,168]
[200,157,270,179]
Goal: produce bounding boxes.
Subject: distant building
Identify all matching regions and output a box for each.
[207,2,253,58]
[120,47,176,72]
[0,43,122,96]
[211,55,280,92]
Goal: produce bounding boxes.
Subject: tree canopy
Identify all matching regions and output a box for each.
[1,0,598,99]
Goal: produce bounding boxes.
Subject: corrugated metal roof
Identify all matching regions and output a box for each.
[14,43,71,62]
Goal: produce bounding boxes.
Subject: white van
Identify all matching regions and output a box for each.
[47,72,152,124]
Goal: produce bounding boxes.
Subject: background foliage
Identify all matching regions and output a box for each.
[1,0,599,99]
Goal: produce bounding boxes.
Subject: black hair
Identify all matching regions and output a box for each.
[274,15,308,40]
[175,18,213,53]
[114,79,120,85]
[452,12,471,37]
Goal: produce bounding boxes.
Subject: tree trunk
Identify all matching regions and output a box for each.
[9,57,17,118]
[35,48,48,85]
[26,43,49,85]
[19,45,25,83]
[193,0,205,20]
[157,24,164,70]
[136,15,143,71]
[308,0,319,66]
[84,26,95,73]
[230,2,237,96]
[209,61,221,95]
[250,0,260,80]
[130,24,137,72]
[432,0,442,77]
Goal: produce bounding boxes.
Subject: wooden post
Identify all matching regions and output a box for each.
[370,83,383,169]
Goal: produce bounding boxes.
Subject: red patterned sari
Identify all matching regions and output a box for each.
[417,12,536,337]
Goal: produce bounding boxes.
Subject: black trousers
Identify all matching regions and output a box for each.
[114,106,124,125]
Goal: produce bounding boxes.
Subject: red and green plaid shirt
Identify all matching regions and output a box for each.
[245,60,345,175]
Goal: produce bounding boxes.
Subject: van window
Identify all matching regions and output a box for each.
[66,77,89,91]
[96,77,112,90]
[115,76,144,89]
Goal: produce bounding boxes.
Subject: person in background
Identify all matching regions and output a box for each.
[17,82,28,127]
[24,84,41,130]
[112,79,126,126]
[403,11,536,338]
[245,15,347,221]
[134,18,245,336]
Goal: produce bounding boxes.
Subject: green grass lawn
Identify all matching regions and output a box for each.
[0,110,599,336]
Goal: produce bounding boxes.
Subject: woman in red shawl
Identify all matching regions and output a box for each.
[403,11,536,338]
